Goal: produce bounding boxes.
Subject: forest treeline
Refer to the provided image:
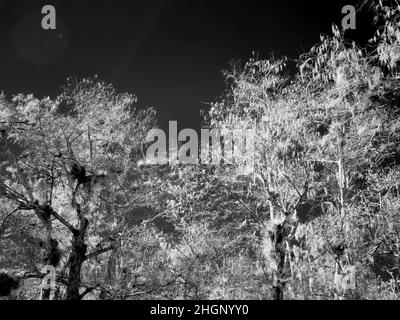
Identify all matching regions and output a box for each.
[1,0,400,300]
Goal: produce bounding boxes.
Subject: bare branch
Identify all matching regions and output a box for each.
[84,245,114,261]
[50,209,77,234]
[0,208,18,237]
[98,193,143,209]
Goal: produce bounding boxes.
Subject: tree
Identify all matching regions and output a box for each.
[205,0,400,299]
[0,78,156,299]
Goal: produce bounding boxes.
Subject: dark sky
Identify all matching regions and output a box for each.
[0,0,373,131]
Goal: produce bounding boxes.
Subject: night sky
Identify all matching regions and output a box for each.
[0,0,373,131]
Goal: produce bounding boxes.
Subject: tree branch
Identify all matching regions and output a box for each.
[0,208,18,237]
[84,245,114,261]
[51,209,77,234]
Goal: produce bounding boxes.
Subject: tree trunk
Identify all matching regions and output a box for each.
[66,219,88,300]
[272,223,286,300]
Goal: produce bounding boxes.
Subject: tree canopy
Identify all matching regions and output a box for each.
[1,0,400,300]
